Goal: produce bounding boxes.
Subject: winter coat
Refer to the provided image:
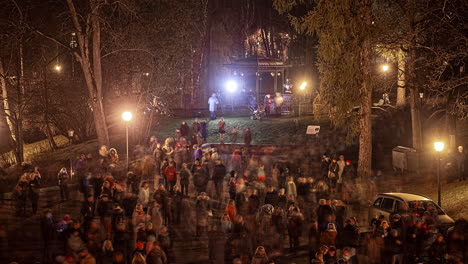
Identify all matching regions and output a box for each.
[329,162,339,179]
[68,235,85,252]
[192,122,201,134]
[149,205,163,231]
[201,122,208,139]
[97,200,113,217]
[179,168,190,186]
[213,164,226,182]
[196,196,211,226]
[264,191,279,207]
[342,164,356,183]
[138,188,151,208]
[174,147,184,166]
[193,167,208,188]
[164,166,177,182]
[180,123,190,137]
[226,204,237,223]
[288,212,304,238]
[146,247,168,264]
[244,130,252,144]
[320,229,337,247]
[79,253,96,264]
[341,224,360,248]
[429,241,447,260]
[286,181,297,198]
[250,254,269,264]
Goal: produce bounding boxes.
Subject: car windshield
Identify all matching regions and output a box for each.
[407,200,444,215]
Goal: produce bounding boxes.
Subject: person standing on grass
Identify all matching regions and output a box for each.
[192,118,201,134]
[231,127,238,143]
[208,93,219,120]
[218,117,226,143]
[201,120,209,142]
[244,128,252,145]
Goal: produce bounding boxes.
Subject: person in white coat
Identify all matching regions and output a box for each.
[208,93,219,120]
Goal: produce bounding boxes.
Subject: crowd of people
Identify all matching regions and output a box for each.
[5,118,467,264]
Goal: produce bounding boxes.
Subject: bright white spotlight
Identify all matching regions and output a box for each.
[225,80,237,93]
[122,111,133,122]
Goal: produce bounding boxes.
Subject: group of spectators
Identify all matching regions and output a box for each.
[4,117,467,264]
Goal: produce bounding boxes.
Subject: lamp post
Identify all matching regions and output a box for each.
[434,141,444,206]
[122,111,133,170]
[298,81,307,116]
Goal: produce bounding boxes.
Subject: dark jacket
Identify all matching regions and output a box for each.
[264,190,279,207]
[213,164,226,182]
[341,224,360,248]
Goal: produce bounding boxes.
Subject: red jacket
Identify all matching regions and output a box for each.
[164,166,177,182]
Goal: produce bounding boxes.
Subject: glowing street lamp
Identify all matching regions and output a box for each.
[434,141,445,206]
[122,111,133,122]
[122,111,133,169]
[381,64,390,72]
[54,64,62,72]
[434,142,444,152]
[299,81,307,91]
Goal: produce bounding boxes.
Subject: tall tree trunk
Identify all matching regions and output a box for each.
[0,60,16,144]
[15,41,25,163]
[357,0,373,180]
[67,0,109,147]
[396,48,406,106]
[42,67,57,150]
[406,0,422,152]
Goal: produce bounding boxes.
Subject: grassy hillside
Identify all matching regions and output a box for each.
[154,116,329,145]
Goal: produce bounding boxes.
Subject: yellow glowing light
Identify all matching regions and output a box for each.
[54,65,62,72]
[122,111,133,121]
[299,81,307,90]
[434,142,444,152]
[381,64,390,72]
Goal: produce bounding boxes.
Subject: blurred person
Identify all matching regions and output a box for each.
[208,93,219,120]
[251,246,269,264]
[428,234,447,262]
[213,159,227,202]
[341,217,360,252]
[201,120,209,142]
[28,167,41,215]
[308,221,320,263]
[320,223,338,248]
[101,240,114,264]
[324,246,337,264]
[138,182,151,210]
[328,158,339,194]
[58,167,70,201]
[77,248,96,264]
[195,192,211,237]
[41,209,55,262]
[179,121,190,138]
[218,117,226,142]
[179,163,191,196]
[285,176,297,199]
[455,145,466,181]
[287,206,304,252]
[163,161,177,193]
[244,128,252,145]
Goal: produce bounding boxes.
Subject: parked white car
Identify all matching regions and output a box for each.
[369,193,454,231]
